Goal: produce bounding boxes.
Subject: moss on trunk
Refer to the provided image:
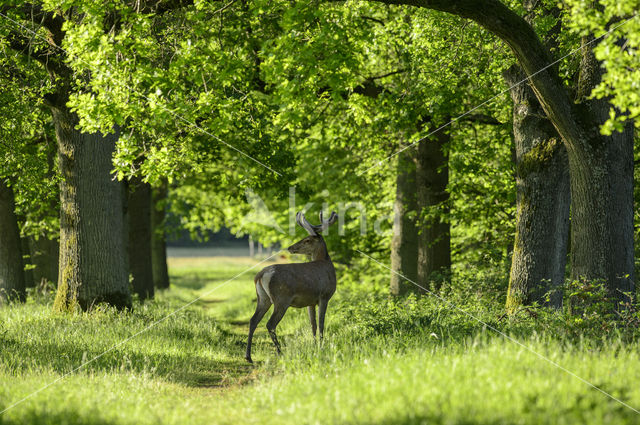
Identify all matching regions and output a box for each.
[504,65,570,313]
[51,106,131,312]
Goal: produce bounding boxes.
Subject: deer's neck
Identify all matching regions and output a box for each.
[311,237,331,262]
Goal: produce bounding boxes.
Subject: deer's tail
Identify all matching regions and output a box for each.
[254,269,266,285]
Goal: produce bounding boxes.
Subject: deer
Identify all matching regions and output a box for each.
[245,210,338,363]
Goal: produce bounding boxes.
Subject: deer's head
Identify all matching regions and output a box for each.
[288,211,338,259]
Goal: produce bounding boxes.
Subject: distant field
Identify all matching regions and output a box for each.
[167,246,251,257]
[166,245,282,258]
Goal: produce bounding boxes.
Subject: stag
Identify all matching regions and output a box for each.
[245,211,338,363]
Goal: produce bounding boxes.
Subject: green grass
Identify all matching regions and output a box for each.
[1,257,640,424]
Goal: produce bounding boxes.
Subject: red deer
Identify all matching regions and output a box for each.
[245,211,338,363]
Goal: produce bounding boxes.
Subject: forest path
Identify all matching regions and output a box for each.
[165,255,285,390]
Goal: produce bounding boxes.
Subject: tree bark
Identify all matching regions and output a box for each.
[371,0,635,297]
[128,177,154,301]
[573,38,635,300]
[151,182,170,290]
[390,148,419,295]
[29,235,59,287]
[52,108,131,311]
[0,179,26,303]
[504,66,570,311]
[416,126,451,289]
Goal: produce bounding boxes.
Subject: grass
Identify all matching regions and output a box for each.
[1,256,640,424]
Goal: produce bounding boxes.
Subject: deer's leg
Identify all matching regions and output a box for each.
[246,287,272,363]
[266,303,289,354]
[318,298,329,340]
[308,305,317,338]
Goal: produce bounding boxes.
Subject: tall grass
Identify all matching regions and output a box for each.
[1,256,639,425]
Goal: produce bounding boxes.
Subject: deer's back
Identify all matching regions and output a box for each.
[255,261,335,308]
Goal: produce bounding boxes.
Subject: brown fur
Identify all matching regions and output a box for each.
[245,212,338,363]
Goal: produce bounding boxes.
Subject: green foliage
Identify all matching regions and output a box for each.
[564,0,640,134]
[529,278,640,342]
[0,26,59,238]
[1,0,520,274]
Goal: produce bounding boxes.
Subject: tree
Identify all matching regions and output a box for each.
[416,124,451,289]
[51,0,297,263]
[0,26,60,300]
[151,182,170,290]
[127,177,154,301]
[504,65,569,310]
[0,179,25,303]
[29,235,59,288]
[1,5,133,310]
[367,0,635,301]
[390,147,419,295]
[52,117,130,311]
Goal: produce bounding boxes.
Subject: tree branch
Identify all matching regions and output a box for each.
[459,113,502,125]
[1,3,69,76]
[135,0,195,14]
[352,69,406,98]
[352,80,384,98]
[360,15,385,25]
[1,3,65,45]
[369,68,407,80]
[4,30,69,76]
[342,0,596,157]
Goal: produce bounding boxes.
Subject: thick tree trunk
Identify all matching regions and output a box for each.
[0,179,26,303]
[572,39,635,299]
[151,182,170,290]
[416,127,451,289]
[603,125,635,299]
[29,235,59,287]
[504,66,570,311]
[52,108,131,311]
[128,177,154,301]
[390,148,419,295]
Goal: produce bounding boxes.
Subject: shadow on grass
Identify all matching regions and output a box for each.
[1,334,255,389]
[198,298,225,304]
[364,415,507,425]
[1,409,120,425]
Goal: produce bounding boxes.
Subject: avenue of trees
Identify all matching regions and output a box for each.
[0,0,638,315]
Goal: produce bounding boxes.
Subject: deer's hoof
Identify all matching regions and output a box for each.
[245,355,253,364]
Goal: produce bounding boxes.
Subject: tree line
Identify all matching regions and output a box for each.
[0,0,638,313]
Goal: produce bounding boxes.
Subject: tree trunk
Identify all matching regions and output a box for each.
[151,182,170,290]
[390,148,419,295]
[21,237,35,288]
[52,108,131,311]
[0,179,26,303]
[29,235,59,287]
[504,66,570,312]
[572,38,635,300]
[128,177,154,301]
[416,126,451,290]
